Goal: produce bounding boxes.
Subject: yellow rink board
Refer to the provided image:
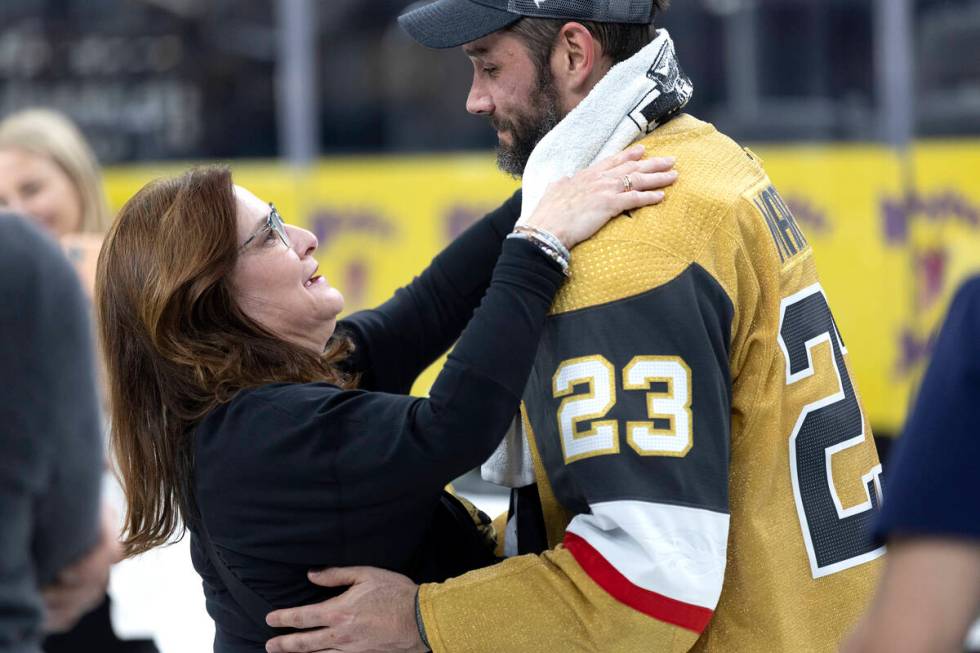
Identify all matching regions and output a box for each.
[102,139,980,435]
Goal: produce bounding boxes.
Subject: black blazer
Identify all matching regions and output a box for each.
[188,191,562,652]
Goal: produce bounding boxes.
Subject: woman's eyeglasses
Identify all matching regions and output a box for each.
[240,203,290,251]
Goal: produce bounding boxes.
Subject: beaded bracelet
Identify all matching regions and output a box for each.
[513,224,571,262]
[506,231,570,276]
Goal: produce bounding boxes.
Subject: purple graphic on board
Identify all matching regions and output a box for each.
[343,259,369,308]
[306,207,397,311]
[914,249,947,311]
[784,196,831,235]
[885,189,980,373]
[444,204,494,241]
[309,207,397,244]
[882,191,979,244]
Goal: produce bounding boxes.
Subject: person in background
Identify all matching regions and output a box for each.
[0,108,109,297]
[0,108,158,653]
[0,214,108,652]
[842,277,980,653]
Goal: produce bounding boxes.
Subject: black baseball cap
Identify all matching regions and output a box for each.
[398,0,657,49]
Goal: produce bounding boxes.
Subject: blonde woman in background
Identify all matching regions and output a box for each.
[0,108,158,653]
[0,108,109,296]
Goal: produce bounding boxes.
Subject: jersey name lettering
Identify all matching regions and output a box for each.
[755,185,808,263]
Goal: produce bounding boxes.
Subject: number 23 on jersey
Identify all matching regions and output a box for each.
[549,283,883,579]
[552,355,693,463]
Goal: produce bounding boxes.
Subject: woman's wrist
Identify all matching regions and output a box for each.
[513,225,571,261]
[521,218,573,250]
[505,230,570,277]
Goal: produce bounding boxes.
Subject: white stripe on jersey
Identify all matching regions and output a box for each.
[566,500,729,609]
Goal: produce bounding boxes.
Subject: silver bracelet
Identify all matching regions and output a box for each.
[520,231,571,275]
[514,224,571,262]
[506,231,570,276]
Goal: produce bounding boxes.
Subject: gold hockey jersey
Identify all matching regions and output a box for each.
[419,114,884,652]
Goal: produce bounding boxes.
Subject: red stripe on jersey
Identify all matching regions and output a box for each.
[564,531,714,633]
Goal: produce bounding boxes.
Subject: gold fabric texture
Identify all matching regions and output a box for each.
[421,547,698,653]
[422,115,882,652]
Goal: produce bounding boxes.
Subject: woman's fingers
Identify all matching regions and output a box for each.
[591,144,646,172]
[593,169,677,198]
[586,156,676,194]
[617,189,667,213]
[604,155,676,180]
[627,170,679,192]
[576,151,677,194]
[526,151,678,249]
[639,155,676,173]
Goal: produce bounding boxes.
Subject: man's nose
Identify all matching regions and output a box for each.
[466,80,493,116]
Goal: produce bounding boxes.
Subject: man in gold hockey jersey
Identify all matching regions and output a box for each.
[265,1,885,651]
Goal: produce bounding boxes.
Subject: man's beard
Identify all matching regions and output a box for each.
[491,67,562,178]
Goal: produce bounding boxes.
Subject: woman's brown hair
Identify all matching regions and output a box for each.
[96,166,353,557]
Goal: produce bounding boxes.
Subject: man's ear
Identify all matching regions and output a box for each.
[550,22,604,102]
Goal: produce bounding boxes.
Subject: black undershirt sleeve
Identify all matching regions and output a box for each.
[333,237,564,493]
[339,190,521,393]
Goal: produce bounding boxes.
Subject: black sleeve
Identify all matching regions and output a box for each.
[339,189,522,393]
[337,237,563,496]
[0,215,103,649]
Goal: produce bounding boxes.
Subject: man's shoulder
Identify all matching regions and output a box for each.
[580,115,771,260]
[638,114,768,209]
[626,114,783,260]
[554,117,777,314]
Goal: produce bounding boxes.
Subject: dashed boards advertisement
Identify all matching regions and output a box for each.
[102,141,980,436]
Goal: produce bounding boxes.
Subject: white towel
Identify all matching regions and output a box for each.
[481,29,693,488]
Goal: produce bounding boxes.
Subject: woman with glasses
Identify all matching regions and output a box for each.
[96,149,676,653]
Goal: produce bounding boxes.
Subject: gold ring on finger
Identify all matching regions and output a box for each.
[622,175,633,193]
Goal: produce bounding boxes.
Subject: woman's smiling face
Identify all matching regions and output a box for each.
[228,185,344,353]
[0,147,84,237]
